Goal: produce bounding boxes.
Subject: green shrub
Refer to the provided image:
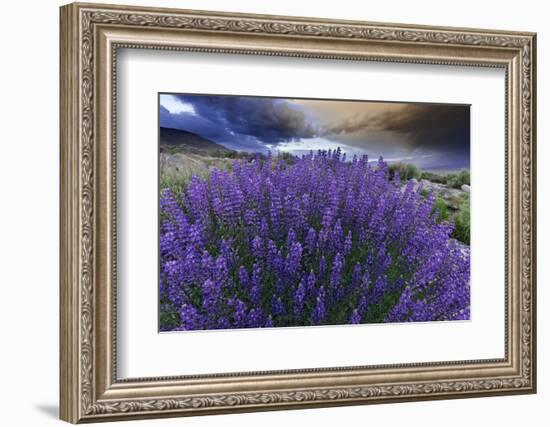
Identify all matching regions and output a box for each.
[446,169,470,189]
[278,151,297,165]
[452,194,470,244]
[388,162,421,181]
[420,171,447,184]
[432,196,449,222]
[160,172,188,194]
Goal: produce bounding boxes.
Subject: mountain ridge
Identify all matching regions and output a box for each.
[159,127,234,155]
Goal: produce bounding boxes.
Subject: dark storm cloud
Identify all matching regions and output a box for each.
[159,105,182,130]
[171,94,318,144]
[323,103,470,155]
[160,103,269,152]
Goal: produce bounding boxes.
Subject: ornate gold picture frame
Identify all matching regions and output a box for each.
[60,2,536,423]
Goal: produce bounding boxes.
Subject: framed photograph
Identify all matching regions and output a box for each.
[59,2,537,423]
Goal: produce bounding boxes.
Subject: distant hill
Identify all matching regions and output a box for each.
[160,127,234,155]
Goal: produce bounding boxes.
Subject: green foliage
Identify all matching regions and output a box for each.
[211,149,266,160]
[452,194,470,244]
[429,193,469,244]
[445,169,470,189]
[277,151,297,165]
[160,154,234,192]
[388,163,470,189]
[421,170,470,187]
[432,196,449,222]
[388,162,421,181]
[420,171,447,184]
[159,304,180,330]
[160,172,188,194]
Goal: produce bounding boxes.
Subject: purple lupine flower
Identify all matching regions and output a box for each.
[259,217,269,240]
[247,307,264,328]
[292,279,306,319]
[251,235,263,259]
[351,262,362,291]
[186,176,210,225]
[286,228,297,249]
[329,220,344,256]
[370,276,388,306]
[228,298,247,327]
[271,296,286,319]
[179,304,203,330]
[285,241,303,278]
[214,255,229,286]
[250,263,262,307]
[244,208,260,236]
[311,286,327,325]
[219,241,235,271]
[343,231,353,257]
[305,227,317,256]
[238,265,250,291]
[160,150,470,331]
[306,270,317,300]
[349,309,361,324]
[329,253,345,302]
[357,295,368,316]
[200,278,225,328]
[318,256,328,283]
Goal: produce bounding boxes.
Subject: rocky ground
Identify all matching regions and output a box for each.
[408,178,470,212]
[405,178,470,254]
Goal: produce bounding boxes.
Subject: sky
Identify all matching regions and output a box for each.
[159,93,470,170]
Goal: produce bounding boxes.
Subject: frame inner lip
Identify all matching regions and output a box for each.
[110,43,510,383]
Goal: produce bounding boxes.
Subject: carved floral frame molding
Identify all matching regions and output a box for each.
[60,2,536,423]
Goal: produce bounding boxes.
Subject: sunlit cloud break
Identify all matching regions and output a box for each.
[161,94,197,115]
